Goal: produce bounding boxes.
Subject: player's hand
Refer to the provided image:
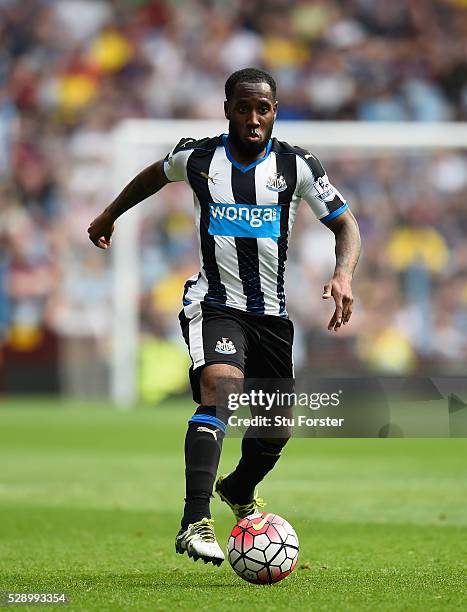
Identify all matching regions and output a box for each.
[87,210,115,249]
[322,272,353,332]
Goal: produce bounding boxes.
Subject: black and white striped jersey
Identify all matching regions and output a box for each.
[163,134,349,318]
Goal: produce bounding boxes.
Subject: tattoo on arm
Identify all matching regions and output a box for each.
[332,211,361,277]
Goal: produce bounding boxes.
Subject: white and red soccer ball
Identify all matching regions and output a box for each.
[227,512,299,584]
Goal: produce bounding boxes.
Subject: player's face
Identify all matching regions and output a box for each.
[224,82,278,158]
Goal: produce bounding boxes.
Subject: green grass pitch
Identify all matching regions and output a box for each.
[0,398,466,611]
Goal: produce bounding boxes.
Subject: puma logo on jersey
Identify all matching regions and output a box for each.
[266,173,287,192]
[215,337,236,354]
[197,426,219,440]
[200,171,216,184]
[181,139,195,148]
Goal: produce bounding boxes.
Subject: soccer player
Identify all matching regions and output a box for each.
[88,68,361,566]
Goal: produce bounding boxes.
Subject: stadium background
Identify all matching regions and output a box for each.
[1,0,467,400]
[1,2,467,610]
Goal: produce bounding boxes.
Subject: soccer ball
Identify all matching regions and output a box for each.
[227,512,299,584]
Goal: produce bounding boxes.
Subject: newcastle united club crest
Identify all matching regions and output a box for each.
[266,173,287,192]
[215,337,236,354]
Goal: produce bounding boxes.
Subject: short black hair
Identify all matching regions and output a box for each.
[225,68,277,101]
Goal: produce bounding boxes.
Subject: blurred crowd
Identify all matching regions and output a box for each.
[1,0,467,397]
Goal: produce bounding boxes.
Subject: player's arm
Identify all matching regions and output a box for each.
[322,209,361,332]
[87,160,169,249]
[295,150,361,332]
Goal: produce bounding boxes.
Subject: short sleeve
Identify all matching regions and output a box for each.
[163,138,195,183]
[296,151,348,223]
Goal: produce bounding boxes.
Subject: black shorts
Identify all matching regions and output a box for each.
[179,301,294,404]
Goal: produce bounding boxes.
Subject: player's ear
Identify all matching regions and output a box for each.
[273,100,278,117]
[224,100,230,120]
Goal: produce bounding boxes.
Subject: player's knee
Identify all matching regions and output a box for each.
[259,436,290,450]
[200,363,243,404]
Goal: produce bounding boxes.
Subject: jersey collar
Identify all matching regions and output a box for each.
[222,134,272,173]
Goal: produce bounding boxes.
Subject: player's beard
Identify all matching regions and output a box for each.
[228,122,274,158]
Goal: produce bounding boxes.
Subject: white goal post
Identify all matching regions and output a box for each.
[110,120,467,407]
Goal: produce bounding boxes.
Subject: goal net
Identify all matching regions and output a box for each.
[109,120,467,406]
